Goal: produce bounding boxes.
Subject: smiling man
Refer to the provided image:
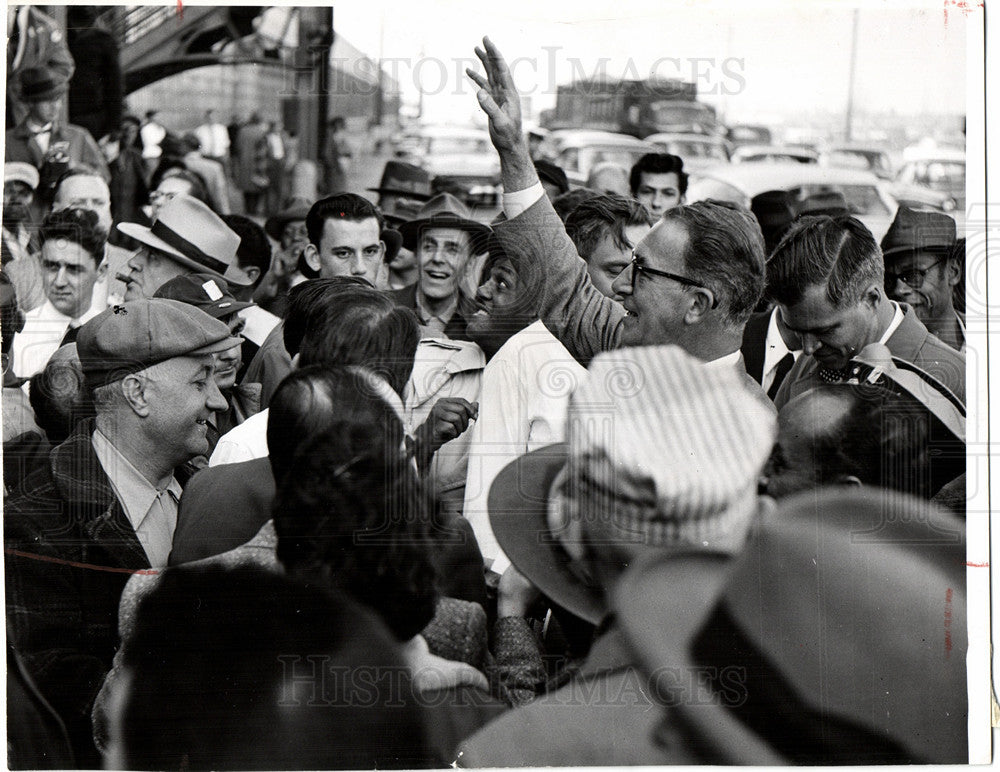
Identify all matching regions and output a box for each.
[396,192,492,340]
[12,207,104,379]
[4,297,234,765]
[767,214,965,408]
[880,206,963,352]
[467,38,768,394]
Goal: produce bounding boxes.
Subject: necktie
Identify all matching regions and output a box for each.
[818,365,848,384]
[767,353,795,399]
[59,322,80,347]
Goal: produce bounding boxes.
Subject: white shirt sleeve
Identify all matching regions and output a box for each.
[502,182,546,219]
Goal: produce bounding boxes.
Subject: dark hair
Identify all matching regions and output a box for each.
[565,194,654,262]
[766,215,883,309]
[221,214,272,288]
[306,193,384,249]
[296,285,419,397]
[0,272,24,353]
[118,565,432,770]
[469,235,545,331]
[629,153,688,196]
[282,277,370,356]
[661,200,766,326]
[39,207,105,265]
[949,237,965,315]
[552,187,601,223]
[272,381,438,642]
[28,354,96,444]
[534,160,570,195]
[804,382,956,499]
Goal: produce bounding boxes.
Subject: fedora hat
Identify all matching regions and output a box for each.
[117,194,251,287]
[264,200,312,242]
[488,346,777,625]
[615,486,967,764]
[397,193,492,252]
[368,160,433,201]
[881,205,956,258]
[19,67,68,103]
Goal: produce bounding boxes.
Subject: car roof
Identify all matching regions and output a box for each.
[645,132,727,144]
[733,144,819,157]
[551,130,654,149]
[692,162,883,195]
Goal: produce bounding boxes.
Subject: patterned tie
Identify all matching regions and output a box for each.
[767,353,796,399]
[817,366,848,383]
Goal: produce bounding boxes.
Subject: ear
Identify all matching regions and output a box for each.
[120,375,151,417]
[755,494,778,520]
[302,243,321,274]
[241,265,261,285]
[683,287,715,324]
[944,257,962,288]
[836,474,863,487]
[97,260,108,281]
[289,352,301,370]
[862,283,883,310]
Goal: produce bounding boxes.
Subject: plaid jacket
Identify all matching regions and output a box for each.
[4,419,164,766]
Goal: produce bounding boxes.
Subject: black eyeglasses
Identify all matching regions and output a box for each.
[885,259,944,290]
[629,256,719,308]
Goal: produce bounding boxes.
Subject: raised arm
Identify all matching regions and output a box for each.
[467,38,624,366]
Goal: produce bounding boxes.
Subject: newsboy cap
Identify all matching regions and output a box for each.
[77,298,240,388]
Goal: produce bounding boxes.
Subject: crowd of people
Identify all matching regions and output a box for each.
[3,31,970,770]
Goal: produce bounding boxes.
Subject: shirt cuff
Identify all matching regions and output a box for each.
[503,183,545,219]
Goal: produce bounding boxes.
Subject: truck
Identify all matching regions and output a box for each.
[546,78,718,138]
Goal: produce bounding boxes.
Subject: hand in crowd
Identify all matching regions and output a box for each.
[497,566,541,618]
[413,397,479,472]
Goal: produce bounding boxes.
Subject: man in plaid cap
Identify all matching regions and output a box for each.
[456,345,777,767]
[4,297,236,765]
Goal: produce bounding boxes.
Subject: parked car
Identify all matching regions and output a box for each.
[644,132,732,172]
[685,162,899,240]
[890,148,965,216]
[725,124,773,147]
[394,126,501,207]
[731,145,820,165]
[544,130,658,187]
[819,145,894,180]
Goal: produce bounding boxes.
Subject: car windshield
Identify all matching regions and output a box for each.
[577,146,649,174]
[659,140,728,160]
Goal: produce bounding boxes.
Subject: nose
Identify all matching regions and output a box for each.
[889,276,916,300]
[611,264,633,297]
[205,378,229,412]
[801,333,822,356]
[53,265,68,285]
[475,280,493,303]
[349,253,367,275]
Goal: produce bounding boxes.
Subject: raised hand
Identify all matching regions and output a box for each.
[466,37,524,153]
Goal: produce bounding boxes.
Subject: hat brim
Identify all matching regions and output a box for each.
[264,210,310,242]
[397,215,493,252]
[116,222,252,287]
[614,550,787,765]
[188,334,243,357]
[488,445,605,625]
[881,243,954,259]
[202,299,255,319]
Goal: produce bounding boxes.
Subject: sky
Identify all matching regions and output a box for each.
[332,0,971,124]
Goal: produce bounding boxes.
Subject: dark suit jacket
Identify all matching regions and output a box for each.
[740,310,772,385]
[389,283,472,342]
[171,457,490,609]
[5,120,109,182]
[774,305,965,409]
[3,420,172,767]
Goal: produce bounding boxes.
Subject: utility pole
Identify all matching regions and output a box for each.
[844,9,859,142]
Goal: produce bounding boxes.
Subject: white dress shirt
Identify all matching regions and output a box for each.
[760,308,801,395]
[462,320,587,573]
[12,298,102,381]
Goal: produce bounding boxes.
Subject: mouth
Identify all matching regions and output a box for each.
[117,272,133,284]
[424,270,451,281]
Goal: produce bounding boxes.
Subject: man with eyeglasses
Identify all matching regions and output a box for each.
[467,38,768,393]
[766,214,964,410]
[881,206,964,353]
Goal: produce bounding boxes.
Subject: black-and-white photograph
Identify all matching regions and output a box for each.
[2,2,990,768]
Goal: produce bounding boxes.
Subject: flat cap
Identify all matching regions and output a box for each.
[5,162,39,190]
[77,298,240,388]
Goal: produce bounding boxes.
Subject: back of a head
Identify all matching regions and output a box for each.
[662,199,767,327]
[552,187,601,223]
[565,193,655,261]
[766,214,883,309]
[221,214,272,290]
[0,272,24,354]
[293,282,420,396]
[115,564,432,770]
[269,369,437,642]
[28,348,95,444]
[305,193,384,249]
[629,153,688,196]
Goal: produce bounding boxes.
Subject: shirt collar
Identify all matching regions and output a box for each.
[703,349,743,371]
[91,428,181,532]
[414,290,457,328]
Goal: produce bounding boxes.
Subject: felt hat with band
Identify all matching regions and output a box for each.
[397,193,492,252]
[880,205,957,258]
[19,67,68,103]
[368,160,433,200]
[117,194,251,287]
